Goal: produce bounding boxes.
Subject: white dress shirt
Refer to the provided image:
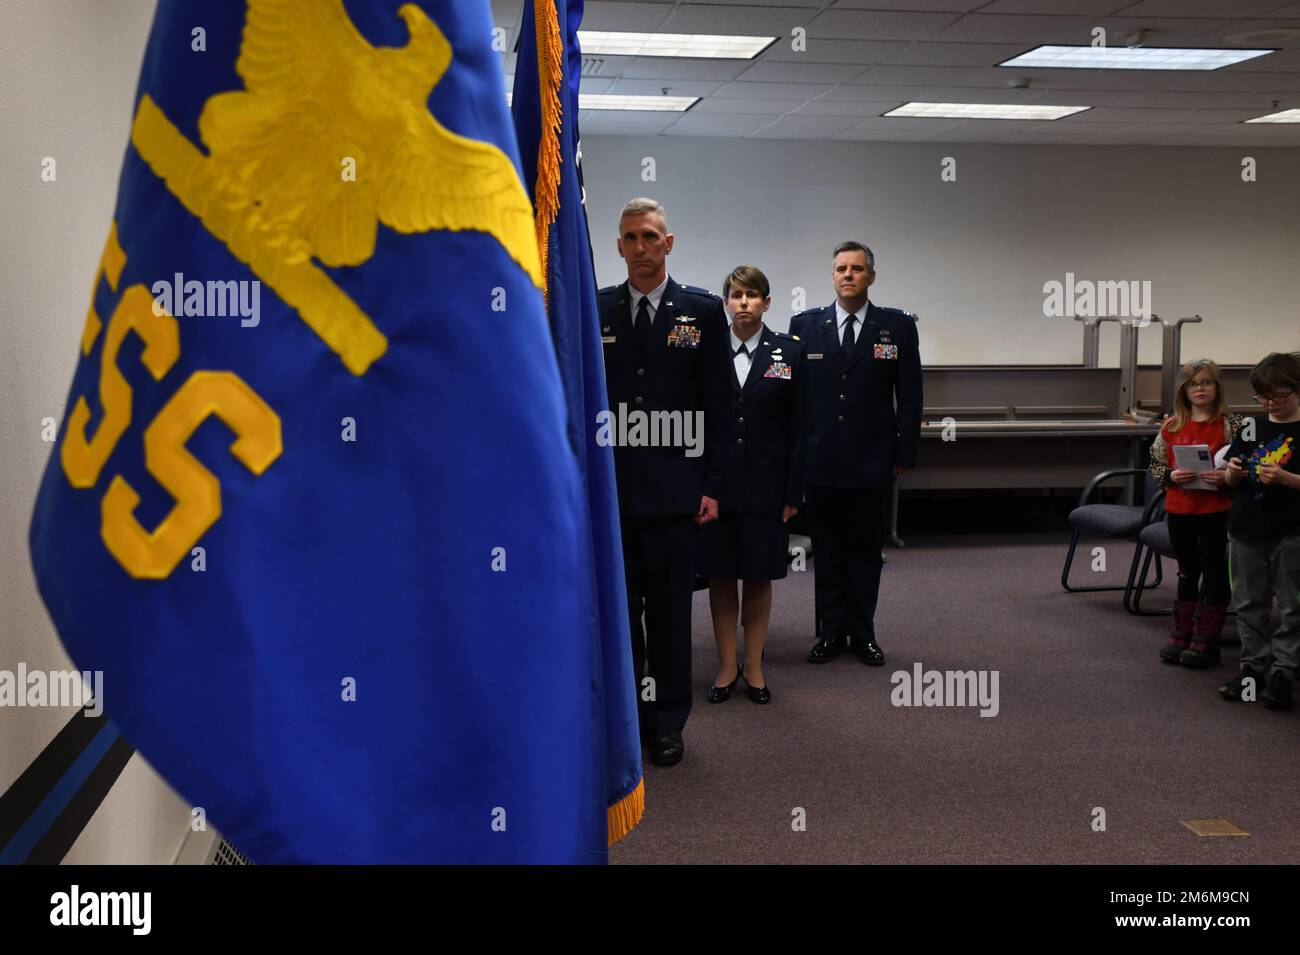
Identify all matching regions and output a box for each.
[730,325,761,386]
[835,299,870,344]
[630,275,669,322]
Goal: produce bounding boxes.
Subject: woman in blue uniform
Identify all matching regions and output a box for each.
[700,266,809,704]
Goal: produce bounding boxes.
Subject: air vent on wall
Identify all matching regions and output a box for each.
[212,839,252,865]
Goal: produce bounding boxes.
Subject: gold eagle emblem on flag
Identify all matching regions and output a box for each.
[131,0,540,375]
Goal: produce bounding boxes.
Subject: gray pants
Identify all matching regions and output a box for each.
[1229,533,1300,679]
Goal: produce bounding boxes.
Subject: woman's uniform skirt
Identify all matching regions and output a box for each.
[698,508,790,581]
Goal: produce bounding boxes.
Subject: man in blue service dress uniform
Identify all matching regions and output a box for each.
[789,242,922,666]
[598,198,730,766]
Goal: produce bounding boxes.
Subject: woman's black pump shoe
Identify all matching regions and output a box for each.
[741,665,771,704]
[707,666,742,704]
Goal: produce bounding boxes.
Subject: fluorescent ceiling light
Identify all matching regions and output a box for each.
[884,102,1091,120]
[999,45,1274,70]
[578,93,698,111]
[1244,108,1300,123]
[577,31,774,59]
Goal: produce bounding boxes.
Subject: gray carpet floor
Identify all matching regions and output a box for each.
[611,532,1299,864]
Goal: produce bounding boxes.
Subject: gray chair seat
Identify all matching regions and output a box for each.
[1068,503,1144,538]
[1138,520,1174,557]
[1062,467,1165,602]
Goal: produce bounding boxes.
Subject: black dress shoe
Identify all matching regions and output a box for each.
[853,636,885,665]
[648,731,684,767]
[740,666,771,704]
[707,666,742,704]
[807,636,847,664]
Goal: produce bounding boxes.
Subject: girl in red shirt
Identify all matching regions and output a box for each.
[1149,359,1243,667]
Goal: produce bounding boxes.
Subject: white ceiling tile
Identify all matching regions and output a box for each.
[1114,89,1247,107]
[805,10,962,41]
[1164,68,1300,91]
[979,0,1130,13]
[847,116,962,134]
[792,99,899,117]
[992,131,1113,144]
[579,1,674,32]
[604,78,724,97]
[735,61,869,83]
[1091,16,1234,44]
[829,0,988,10]
[691,97,808,114]
[662,113,786,136]
[615,58,753,81]
[540,0,1300,143]
[829,126,944,141]
[744,115,864,138]
[1064,106,1192,122]
[882,41,1036,66]
[712,80,837,98]
[964,68,1146,90]
[658,4,817,35]
[913,89,1060,105]
[1046,120,1148,134]
[1117,0,1287,16]
[577,112,681,135]
[762,38,909,64]
[1214,90,1300,106]
[816,83,946,102]
[933,14,1100,44]
[1026,89,1146,106]
[1180,106,1289,121]
[854,64,984,85]
[577,77,617,94]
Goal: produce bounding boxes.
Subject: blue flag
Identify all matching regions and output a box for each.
[29,0,618,863]
[511,0,644,842]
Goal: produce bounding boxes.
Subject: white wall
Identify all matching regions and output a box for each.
[0,0,191,863]
[581,136,1300,366]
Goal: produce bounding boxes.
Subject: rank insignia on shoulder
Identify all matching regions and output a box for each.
[764,362,792,380]
[792,335,800,341]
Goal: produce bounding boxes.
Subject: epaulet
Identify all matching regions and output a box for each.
[597,284,620,296]
[792,307,823,320]
[679,284,720,300]
[878,305,918,320]
[772,330,800,343]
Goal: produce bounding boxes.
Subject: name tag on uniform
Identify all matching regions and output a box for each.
[763,362,792,380]
[667,325,701,349]
[874,343,899,360]
[601,336,616,344]
[807,353,824,360]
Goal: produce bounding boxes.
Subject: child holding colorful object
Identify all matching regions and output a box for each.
[1148,360,1243,668]
[1220,352,1300,710]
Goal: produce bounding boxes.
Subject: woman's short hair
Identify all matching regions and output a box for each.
[722,265,770,300]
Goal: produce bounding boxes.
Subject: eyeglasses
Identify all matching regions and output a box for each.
[1253,390,1296,405]
[1185,380,1217,391]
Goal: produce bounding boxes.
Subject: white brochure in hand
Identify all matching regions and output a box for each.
[1173,443,1215,491]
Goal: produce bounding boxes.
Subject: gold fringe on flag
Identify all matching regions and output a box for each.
[531,0,646,851]
[532,0,564,304]
[607,777,645,846]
